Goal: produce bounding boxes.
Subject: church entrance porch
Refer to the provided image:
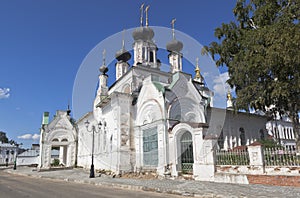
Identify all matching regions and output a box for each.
[39,110,77,169]
[169,123,207,178]
[169,123,196,177]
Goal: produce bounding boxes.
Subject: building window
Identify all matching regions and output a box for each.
[240,128,246,146]
[143,127,158,166]
[259,129,265,140]
[218,130,224,150]
[150,51,154,62]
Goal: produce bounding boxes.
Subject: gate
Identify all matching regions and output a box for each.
[180,131,193,173]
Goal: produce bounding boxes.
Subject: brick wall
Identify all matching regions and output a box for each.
[247,175,300,187]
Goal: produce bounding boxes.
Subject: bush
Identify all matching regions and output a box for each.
[258,139,282,148]
[51,159,60,166]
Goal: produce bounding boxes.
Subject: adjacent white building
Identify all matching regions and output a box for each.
[17,149,39,166]
[0,142,18,166]
[266,119,296,150]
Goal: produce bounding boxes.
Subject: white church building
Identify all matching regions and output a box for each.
[38,6,296,180]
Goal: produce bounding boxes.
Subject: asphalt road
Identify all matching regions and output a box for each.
[0,171,179,198]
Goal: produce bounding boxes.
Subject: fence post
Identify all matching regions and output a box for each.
[247,142,265,174]
[193,138,217,181]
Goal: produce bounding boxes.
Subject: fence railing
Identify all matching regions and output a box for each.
[264,147,300,166]
[216,149,249,165]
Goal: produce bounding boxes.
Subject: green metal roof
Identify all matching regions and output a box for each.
[152,81,165,93]
[168,72,180,89]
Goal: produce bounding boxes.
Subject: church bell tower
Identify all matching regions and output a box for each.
[132,4,159,69]
[166,19,183,73]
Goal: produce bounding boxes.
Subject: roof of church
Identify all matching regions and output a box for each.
[152,81,165,93]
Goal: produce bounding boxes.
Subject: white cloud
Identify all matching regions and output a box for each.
[18,134,33,140]
[17,133,40,140]
[0,88,10,99]
[212,72,230,96]
[32,134,40,140]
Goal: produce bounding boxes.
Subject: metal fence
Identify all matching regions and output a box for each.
[264,147,300,166]
[216,149,250,165]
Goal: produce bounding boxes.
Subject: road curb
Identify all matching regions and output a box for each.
[4,169,206,197]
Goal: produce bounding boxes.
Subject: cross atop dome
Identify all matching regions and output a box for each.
[171,18,176,39]
[99,49,108,75]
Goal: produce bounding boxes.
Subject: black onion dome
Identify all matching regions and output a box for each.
[132,27,154,41]
[166,39,183,52]
[99,65,108,74]
[115,49,131,62]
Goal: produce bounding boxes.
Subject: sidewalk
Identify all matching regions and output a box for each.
[4,166,300,198]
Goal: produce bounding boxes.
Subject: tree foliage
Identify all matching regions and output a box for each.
[204,0,300,145]
[0,131,20,146]
[0,131,9,143]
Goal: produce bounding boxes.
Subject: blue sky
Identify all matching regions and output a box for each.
[0,0,236,148]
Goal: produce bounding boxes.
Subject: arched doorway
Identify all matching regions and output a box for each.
[180,131,193,173]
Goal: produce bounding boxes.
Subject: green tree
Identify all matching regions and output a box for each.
[204,0,300,148]
[0,131,9,143]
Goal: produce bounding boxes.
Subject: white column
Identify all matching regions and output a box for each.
[134,127,142,172]
[157,123,166,176]
[223,136,228,151]
[144,47,147,63]
[169,134,178,176]
[59,146,64,165]
[147,48,150,64]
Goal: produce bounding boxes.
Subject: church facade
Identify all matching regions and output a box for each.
[38,6,296,180]
[75,9,265,178]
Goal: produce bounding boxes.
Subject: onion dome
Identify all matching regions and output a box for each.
[99,65,108,75]
[166,39,183,52]
[115,48,131,62]
[132,27,154,41]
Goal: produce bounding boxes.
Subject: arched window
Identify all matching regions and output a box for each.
[259,129,265,140]
[239,128,246,146]
[218,130,224,149]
